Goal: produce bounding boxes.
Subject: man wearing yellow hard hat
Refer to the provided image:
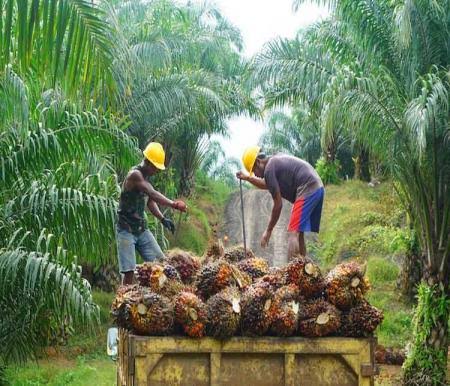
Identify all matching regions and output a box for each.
[237,146,324,260]
[117,142,187,284]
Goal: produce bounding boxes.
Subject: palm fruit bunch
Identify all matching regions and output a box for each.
[236,257,270,281]
[135,262,185,298]
[339,300,383,337]
[111,284,141,329]
[269,284,303,337]
[325,261,370,310]
[285,256,325,298]
[223,245,255,263]
[204,239,225,262]
[165,249,201,284]
[196,260,247,300]
[256,267,286,290]
[127,288,174,335]
[298,299,341,337]
[174,291,208,338]
[240,282,274,336]
[206,287,241,338]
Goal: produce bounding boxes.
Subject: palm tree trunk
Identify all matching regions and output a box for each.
[353,148,371,182]
[403,256,449,385]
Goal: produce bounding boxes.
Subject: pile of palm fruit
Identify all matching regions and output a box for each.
[111,243,383,338]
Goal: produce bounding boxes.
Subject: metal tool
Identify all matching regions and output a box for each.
[239,178,247,256]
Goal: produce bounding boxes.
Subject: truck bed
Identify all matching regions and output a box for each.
[118,329,378,386]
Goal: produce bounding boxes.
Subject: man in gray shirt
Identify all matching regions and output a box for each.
[237,146,324,260]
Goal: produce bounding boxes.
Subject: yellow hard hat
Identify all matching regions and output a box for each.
[242,146,261,175]
[143,142,166,170]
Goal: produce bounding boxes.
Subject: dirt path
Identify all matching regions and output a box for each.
[220,189,292,266]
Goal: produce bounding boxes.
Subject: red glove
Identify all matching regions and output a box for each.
[172,200,187,212]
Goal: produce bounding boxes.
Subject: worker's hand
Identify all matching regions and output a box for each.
[260,229,272,248]
[161,217,175,234]
[172,200,187,212]
[236,171,249,181]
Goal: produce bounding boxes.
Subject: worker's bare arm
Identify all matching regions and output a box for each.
[147,199,164,220]
[126,170,187,211]
[261,191,282,248]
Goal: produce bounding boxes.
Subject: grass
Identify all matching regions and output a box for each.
[315,180,413,348]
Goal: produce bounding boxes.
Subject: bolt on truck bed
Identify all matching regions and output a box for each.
[117,329,378,386]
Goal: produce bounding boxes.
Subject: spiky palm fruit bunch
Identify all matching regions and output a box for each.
[298,299,341,337]
[285,256,325,298]
[325,261,370,310]
[206,286,241,338]
[269,285,303,337]
[196,260,247,300]
[165,250,201,284]
[204,239,225,262]
[236,257,270,281]
[111,285,141,329]
[256,267,286,291]
[240,282,274,336]
[127,289,174,335]
[339,300,383,337]
[223,245,255,263]
[135,262,185,298]
[174,291,208,338]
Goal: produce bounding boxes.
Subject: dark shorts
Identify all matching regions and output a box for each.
[288,187,324,233]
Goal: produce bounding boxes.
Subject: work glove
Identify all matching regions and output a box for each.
[161,217,175,234]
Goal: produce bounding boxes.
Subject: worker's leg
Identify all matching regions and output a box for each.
[136,229,165,262]
[116,227,138,285]
[298,232,306,257]
[287,232,299,260]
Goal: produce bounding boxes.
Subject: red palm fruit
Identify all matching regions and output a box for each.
[325,261,370,310]
[241,282,274,336]
[128,288,174,335]
[237,257,270,280]
[174,291,208,338]
[206,286,241,338]
[196,260,246,300]
[165,250,201,284]
[285,256,325,297]
[298,299,341,337]
[339,300,383,337]
[111,284,141,330]
[269,285,303,337]
[223,245,255,263]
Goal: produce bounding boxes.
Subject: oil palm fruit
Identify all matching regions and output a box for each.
[241,282,274,336]
[174,291,208,338]
[196,260,246,300]
[285,256,325,298]
[223,245,255,263]
[136,262,185,298]
[206,287,241,338]
[339,300,383,337]
[204,239,225,262]
[269,285,302,337]
[237,257,270,280]
[111,284,141,329]
[256,267,286,290]
[298,299,341,337]
[325,261,370,310]
[165,249,201,284]
[128,288,174,335]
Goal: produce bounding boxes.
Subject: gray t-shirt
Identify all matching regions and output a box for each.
[264,155,323,203]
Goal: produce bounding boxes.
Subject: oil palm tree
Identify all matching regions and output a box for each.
[253,0,449,381]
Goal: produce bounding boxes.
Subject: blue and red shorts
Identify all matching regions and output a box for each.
[288,187,324,233]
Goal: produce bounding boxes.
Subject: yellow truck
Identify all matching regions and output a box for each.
[117,329,379,386]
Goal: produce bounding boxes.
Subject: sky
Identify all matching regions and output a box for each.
[209,0,329,161]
